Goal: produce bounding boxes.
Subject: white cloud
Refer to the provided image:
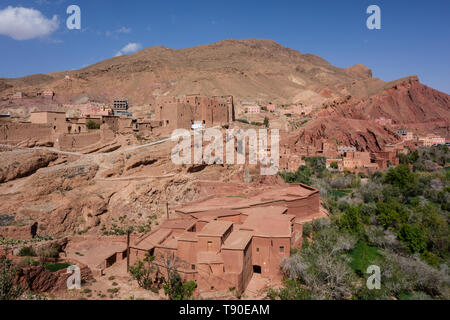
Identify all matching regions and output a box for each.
[0,6,59,40]
[115,42,142,56]
[117,26,132,34]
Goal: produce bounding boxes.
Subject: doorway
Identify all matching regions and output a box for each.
[253,265,261,274]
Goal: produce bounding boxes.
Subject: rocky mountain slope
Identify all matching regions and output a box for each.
[0,39,387,106]
[316,76,450,137]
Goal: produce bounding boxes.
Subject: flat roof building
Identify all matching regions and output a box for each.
[128,183,326,295]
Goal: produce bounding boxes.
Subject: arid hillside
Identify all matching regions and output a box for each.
[0,38,386,106]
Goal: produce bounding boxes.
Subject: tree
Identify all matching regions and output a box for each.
[397,224,427,254]
[163,271,197,300]
[263,117,269,128]
[129,254,156,290]
[384,164,418,197]
[279,165,312,185]
[86,120,100,130]
[154,252,197,300]
[376,201,409,230]
[339,205,364,234]
[330,161,338,170]
[0,251,23,300]
[279,229,357,300]
[304,157,326,176]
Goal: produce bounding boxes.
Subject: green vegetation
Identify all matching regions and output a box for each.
[236,118,249,124]
[328,189,352,198]
[273,146,450,300]
[348,241,381,276]
[37,243,61,261]
[330,161,339,169]
[163,271,197,300]
[43,262,70,272]
[130,253,197,299]
[0,251,24,300]
[86,120,100,130]
[18,246,36,257]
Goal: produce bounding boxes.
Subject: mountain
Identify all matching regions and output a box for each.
[0,39,387,106]
[0,38,448,142]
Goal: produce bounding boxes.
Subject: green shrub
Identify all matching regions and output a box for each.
[86,120,100,130]
[18,246,36,257]
[0,253,23,300]
[397,225,427,253]
[37,243,61,260]
[376,201,409,230]
[43,262,70,272]
[163,271,197,300]
[302,223,312,238]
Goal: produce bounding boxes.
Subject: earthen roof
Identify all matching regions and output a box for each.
[160,218,196,230]
[222,230,252,250]
[197,220,233,237]
[239,206,294,238]
[133,228,172,250]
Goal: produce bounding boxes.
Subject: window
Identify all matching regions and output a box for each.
[280,246,285,253]
[207,241,213,249]
[256,248,259,252]
[191,264,195,270]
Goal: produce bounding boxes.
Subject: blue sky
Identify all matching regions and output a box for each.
[0,0,449,93]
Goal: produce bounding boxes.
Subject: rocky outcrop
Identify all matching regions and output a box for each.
[291,116,400,153]
[27,161,99,197]
[0,149,58,183]
[317,77,450,137]
[15,263,93,293]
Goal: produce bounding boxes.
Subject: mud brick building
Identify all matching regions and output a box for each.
[128,183,325,294]
[155,94,233,130]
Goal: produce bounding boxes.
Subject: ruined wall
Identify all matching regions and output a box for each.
[56,127,115,151]
[0,123,53,145]
[58,132,102,150]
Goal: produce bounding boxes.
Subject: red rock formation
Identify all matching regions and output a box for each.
[317,76,450,137]
[15,263,93,293]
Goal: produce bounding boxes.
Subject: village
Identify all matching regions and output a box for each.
[0,87,448,299]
